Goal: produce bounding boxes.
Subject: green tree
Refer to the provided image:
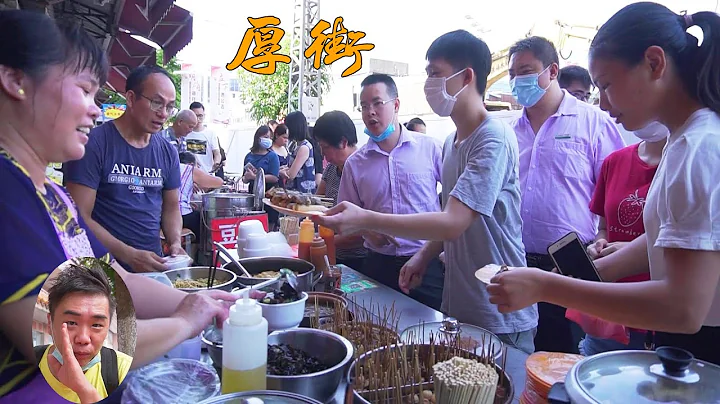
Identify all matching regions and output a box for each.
[237,38,332,124]
[157,49,183,109]
[101,49,182,109]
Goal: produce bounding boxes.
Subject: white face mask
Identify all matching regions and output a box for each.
[424,69,469,117]
[634,121,669,143]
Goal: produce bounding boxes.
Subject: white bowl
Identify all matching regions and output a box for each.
[266,231,289,245]
[258,292,308,332]
[271,244,294,257]
[164,255,193,270]
[236,238,246,256]
[242,246,273,258]
[245,233,268,250]
[238,220,266,240]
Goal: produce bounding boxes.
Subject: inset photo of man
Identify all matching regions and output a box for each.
[33,258,136,403]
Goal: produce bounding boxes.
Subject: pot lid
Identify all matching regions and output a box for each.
[399,317,503,359]
[566,347,720,404]
[196,390,322,404]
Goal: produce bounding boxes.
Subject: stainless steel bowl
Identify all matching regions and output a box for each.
[200,325,223,368]
[348,343,514,404]
[198,390,322,404]
[163,266,237,292]
[223,257,322,293]
[267,328,354,403]
[200,327,353,403]
[196,390,322,404]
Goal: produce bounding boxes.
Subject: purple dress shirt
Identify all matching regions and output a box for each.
[338,126,443,256]
[513,90,626,254]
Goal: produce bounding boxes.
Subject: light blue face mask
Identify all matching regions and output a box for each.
[52,346,101,372]
[510,66,551,108]
[364,123,395,143]
[259,137,273,149]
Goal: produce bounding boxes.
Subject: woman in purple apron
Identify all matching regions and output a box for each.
[0,11,248,402]
[0,11,113,402]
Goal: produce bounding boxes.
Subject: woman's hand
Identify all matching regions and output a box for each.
[487,267,549,313]
[279,168,290,180]
[243,169,256,181]
[587,238,608,259]
[599,241,629,258]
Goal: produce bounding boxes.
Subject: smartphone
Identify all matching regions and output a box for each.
[547,232,602,282]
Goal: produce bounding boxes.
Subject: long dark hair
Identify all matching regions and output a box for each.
[590,2,720,113]
[0,9,108,85]
[250,125,272,152]
[284,111,309,142]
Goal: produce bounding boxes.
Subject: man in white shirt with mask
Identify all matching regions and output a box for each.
[187,102,221,173]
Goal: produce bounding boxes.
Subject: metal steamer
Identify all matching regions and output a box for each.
[198,169,267,265]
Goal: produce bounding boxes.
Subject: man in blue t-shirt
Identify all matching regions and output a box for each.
[65,65,186,272]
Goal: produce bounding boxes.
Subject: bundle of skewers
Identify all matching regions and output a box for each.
[308,297,400,358]
[350,329,510,404]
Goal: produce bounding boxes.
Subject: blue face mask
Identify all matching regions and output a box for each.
[364,123,395,143]
[510,66,551,108]
[259,138,273,149]
[52,346,101,372]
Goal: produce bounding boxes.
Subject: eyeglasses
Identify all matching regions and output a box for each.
[360,98,396,112]
[138,93,178,115]
[569,91,591,102]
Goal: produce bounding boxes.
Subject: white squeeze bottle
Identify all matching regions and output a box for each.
[222,290,268,393]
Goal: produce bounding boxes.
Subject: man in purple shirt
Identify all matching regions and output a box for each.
[337,73,445,310]
[508,37,625,353]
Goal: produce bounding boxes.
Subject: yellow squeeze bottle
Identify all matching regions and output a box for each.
[222,291,268,393]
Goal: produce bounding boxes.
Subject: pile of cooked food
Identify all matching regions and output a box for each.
[265,188,328,213]
[250,269,298,279]
[267,344,328,375]
[253,270,282,279]
[172,278,209,289]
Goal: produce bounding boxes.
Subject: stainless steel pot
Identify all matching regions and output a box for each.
[200,328,353,404]
[163,266,237,292]
[223,257,322,293]
[400,317,504,361]
[548,347,720,404]
[196,390,322,404]
[202,192,257,215]
[267,328,354,403]
[348,343,514,404]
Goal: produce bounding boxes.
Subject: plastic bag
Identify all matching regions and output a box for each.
[121,359,220,404]
[565,309,629,345]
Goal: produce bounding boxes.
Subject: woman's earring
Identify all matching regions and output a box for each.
[18,89,25,95]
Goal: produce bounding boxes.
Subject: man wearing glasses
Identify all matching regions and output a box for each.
[336,73,445,310]
[558,65,594,103]
[65,65,188,273]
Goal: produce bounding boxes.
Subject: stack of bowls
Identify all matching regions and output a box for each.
[237,220,267,257]
[520,352,584,404]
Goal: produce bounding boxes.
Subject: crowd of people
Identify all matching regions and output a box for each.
[0,10,263,402]
[312,2,720,365]
[1,1,719,403]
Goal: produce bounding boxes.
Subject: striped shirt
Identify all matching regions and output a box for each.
[322,163,367,261]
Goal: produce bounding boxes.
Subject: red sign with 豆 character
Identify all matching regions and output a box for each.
[210,214,269,249]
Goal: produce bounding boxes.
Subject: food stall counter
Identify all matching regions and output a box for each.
[210,260,529,403]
